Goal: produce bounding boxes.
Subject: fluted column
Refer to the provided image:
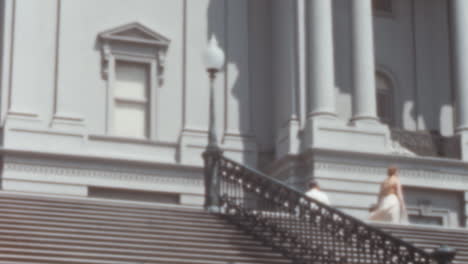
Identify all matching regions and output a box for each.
[450,0,468,132]
[350,0,378,124]
[306,0,336,119]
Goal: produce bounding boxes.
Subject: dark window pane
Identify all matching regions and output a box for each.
[373,0,392,13]
[377,91,391,124]
[408,215,444,226]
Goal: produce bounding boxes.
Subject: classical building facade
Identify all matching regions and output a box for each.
[0,0,466,228]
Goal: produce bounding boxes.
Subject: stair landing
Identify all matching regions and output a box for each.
[375,223,468,264]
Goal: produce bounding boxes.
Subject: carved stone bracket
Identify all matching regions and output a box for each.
[98,22,170,84]
[101,43,112,79]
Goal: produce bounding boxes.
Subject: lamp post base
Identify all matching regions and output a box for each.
[203,148,223,212]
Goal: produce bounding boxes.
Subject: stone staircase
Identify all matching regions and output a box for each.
[0,192,293,264]
[0,191,466,264]
[376,223,468,264]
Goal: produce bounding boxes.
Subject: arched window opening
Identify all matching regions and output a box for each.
[376,72,394,125]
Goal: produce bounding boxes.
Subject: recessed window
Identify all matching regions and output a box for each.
[372,0,393,15]
[408,215,444,226]
[405,187,464,228]
[376,72,394,125]
[99,22,169,141]
[113,61,150,138]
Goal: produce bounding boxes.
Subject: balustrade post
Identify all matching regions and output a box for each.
[431,245,456,264]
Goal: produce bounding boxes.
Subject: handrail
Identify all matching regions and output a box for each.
[204,152,455,264]
[221,156,423,252]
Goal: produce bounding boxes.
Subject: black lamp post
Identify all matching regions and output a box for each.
[202,35,225,213]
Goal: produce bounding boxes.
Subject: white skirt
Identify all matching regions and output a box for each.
[369,194,401,223]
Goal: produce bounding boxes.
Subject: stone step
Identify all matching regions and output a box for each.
[0,192,293,263]
[0,252,285,264]
[379,229,468,246]
[0,241,291,264]
[0,227,263,248]
[401,237,468,251]
[0,216,246,238]
[0,244,293,264]
[0,196,214,221]
[377,224,468,239]
[0,192,203,213]
[0,206,232,230]
[0,233,280,257]
[376,224,468,264]
[383,232,468,245]
[410,245,468,260]
[0,223,260,250]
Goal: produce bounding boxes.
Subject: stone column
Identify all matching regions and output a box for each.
[450,0,468,132]
[350,0,378,124]
[306,0,336,119]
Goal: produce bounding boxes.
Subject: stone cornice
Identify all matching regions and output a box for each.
[311,147,468,169]
[315,160,468,191]
[0,148,203,173]
[266,148,468,191]
[3,161,203,188]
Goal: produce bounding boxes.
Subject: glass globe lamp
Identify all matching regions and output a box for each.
[203,35,225,73]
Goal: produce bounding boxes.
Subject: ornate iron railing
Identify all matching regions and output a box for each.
[204,153,456,264]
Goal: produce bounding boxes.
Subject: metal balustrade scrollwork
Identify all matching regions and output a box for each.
[203,153,456,264]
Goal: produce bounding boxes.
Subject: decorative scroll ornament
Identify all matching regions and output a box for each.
[101,43,112,79]
[98,22,170,84]
[156,48,167,85]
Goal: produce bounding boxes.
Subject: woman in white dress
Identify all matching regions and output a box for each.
[369,166,408,224]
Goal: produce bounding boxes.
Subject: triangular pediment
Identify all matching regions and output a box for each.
[99,22,170,46]
[115,28,155,40]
